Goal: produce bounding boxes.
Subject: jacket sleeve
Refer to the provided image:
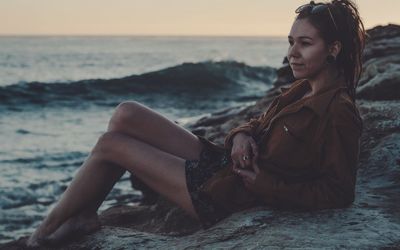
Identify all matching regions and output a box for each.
[223,112,268,149]
[223,94,283,149]
[250,105,362,210]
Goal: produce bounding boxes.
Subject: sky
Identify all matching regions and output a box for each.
[1,0,399,36]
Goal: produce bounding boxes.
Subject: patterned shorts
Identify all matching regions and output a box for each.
[185,135,232,229]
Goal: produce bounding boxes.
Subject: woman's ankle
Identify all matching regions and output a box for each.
[38,214,64,237]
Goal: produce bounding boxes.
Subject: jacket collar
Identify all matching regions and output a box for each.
[280,79,349,117]
[280,79,307,95]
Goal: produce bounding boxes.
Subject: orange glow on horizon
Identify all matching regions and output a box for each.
[0,0,399,36]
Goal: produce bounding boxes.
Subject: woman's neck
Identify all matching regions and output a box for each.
[306,67,344,96]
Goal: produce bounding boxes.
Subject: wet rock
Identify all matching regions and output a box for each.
[272,63,295,88]
[357,24,400,100]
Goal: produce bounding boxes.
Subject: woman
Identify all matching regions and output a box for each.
[27,0,365,246]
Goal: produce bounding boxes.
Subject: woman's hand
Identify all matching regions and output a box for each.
[232,154,260,191]
[231,132,259,169]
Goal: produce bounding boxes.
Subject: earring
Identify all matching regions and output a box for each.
[326,55,336,64]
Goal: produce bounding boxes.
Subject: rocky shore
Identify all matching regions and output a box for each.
[2,24,400,249]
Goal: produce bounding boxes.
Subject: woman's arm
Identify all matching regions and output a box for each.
[234,106,362,210]
[224,111,268,149]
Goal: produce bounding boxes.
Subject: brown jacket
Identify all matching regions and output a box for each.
[201,79,363,213]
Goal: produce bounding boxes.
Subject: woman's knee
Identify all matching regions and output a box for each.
[92,131,124,158]
[89,132,127,176]
[108,101,141,131]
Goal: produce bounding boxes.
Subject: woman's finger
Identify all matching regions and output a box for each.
[249,140,258,158]
[249,137,258,152]
[252,157,260,174]
[238,154,247,169]
[232,161,240,172]
[236,147,247,168]
[231,154,240,167]
[235,168,256,181]
[243,143,254,168]
[233,163,241,173]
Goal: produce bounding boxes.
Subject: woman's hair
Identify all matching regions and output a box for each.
[295,0,366,102]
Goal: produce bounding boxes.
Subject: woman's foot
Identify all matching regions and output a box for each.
[45,212,101,246]
[26,230,43,248]
[26,218,57,248]
[26,212,101,247]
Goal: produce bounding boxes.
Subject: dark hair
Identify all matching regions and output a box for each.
[296,0,366,102]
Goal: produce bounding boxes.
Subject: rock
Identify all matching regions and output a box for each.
[357,24,400,100]
[272,63,295,88]
[2,24,400,250]
[357,63,400,100]
[365,23,400,43]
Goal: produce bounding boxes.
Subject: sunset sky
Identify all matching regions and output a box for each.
[1,0,399,36]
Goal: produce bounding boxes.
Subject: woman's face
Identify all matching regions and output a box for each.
[287,18,331,80]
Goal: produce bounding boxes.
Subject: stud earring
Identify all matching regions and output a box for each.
[326,55,336,64]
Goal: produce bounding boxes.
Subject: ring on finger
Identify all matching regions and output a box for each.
[242,155,249,161]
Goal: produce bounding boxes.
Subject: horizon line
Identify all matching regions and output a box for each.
[1,23,397,38]
[0,33,288,38]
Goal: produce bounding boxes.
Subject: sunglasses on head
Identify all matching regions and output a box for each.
[295,2,338,32]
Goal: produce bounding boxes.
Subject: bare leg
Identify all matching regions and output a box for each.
[107,101,204,159]
[78,101,205,213]
[27,102,204,246]
[71,101,204,214]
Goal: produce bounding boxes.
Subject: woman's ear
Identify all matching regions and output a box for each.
[329,40,342,57]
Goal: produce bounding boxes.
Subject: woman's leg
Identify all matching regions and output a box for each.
[84,100,204,212]
[80,101,204,213]
[107,101,203,159]
[27,102,204,246]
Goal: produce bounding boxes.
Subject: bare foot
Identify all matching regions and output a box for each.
[26,222,53,248]
[26,212,100,247]
[26,231,41,248]
[43,212,101,246]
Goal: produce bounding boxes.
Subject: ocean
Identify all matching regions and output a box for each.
[0,36,287,243]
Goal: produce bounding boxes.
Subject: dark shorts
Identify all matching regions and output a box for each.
[184,135,232,229]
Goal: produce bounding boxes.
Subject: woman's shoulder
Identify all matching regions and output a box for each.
[329,90,363,132]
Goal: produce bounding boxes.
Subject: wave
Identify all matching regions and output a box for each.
[0,60,276,108]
